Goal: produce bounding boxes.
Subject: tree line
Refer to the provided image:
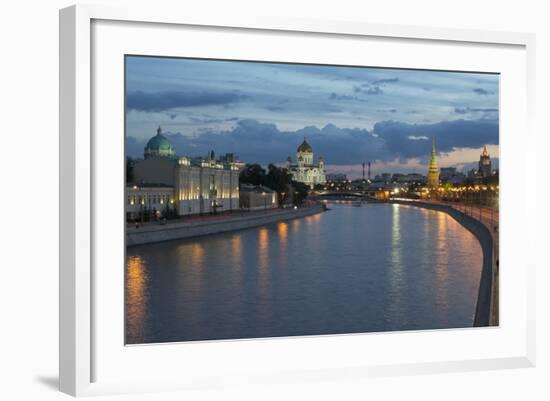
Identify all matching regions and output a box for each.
[239,163,309,205]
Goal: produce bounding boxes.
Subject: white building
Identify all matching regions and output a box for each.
[126,185,176,221]
[239,184,278,211]
[174,154,240,216]
[127,127,241,220]
[286,138,326,189]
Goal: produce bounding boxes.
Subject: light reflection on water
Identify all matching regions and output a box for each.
[126,203,483,344]
[125,256,147,341]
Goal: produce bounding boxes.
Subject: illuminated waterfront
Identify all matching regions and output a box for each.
[126,203,483,344]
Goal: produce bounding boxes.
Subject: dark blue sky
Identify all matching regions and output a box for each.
[125,56,499,177]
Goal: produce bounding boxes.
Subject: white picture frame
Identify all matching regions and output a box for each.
[59,4,536,397]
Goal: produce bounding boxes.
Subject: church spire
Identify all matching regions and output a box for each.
[427,137,439,189]
[157,125,162,136]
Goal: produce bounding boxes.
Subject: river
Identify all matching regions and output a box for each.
[126,202,483,344]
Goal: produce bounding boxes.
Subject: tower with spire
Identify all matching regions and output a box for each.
[427,138,440,189]
[478,145,492,177]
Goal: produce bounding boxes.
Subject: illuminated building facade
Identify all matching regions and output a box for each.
[126,185,175,221]
[174,153,240,216]
[127,127,241,220]
[286,138,326,189]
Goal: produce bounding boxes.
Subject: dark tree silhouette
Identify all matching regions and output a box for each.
[239,164,266,186]
[126,157,134,184]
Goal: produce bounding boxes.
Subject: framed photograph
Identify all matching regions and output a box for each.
[60,4,536,396]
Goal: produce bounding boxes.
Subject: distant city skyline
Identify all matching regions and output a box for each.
[125,56,499,178]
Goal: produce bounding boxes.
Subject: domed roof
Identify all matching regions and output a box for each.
[297,138,313,153]
[144,126,175,158]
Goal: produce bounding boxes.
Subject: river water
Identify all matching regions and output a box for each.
[126,203,483,344]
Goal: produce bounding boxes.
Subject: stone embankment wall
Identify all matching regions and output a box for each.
[127,205,324,247]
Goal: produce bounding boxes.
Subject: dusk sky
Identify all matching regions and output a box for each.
[125,56,499,178]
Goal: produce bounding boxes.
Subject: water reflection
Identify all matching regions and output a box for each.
[434,212,450,320]
[190,243,205,268]
[257,227,270,298]
[126,203,484,343]
[291,218,301,233]
[387,203,405,326]
[126,255,148,341]
[277,222,288,258]
[231,235,242,270]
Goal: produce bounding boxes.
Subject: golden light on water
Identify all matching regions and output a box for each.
[190,243,205,268]
[231,235,242,261]
[258,227,269,270]
[257,227,270,300]
[390,204,402,267]
[291,218,301,233]
[126,255,148,340]
[389,204,404,316]
[434,212,450,315]
[231,234,243,275]
[278,222,288,255]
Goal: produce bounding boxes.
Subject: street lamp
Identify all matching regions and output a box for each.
[262,192,267,210]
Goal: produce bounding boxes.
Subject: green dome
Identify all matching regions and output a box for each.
[297,138,313,153]
[146,135,172,151]
[144,126,175,159]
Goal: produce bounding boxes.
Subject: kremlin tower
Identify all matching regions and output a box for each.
[427,139,440,189]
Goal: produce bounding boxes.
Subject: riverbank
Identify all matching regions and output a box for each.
[389,199,497,327]
[126,205,325,246]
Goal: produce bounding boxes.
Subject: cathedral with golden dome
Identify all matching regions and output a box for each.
[286,138,326,189]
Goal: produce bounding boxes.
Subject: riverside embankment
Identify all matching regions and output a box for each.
[126,205,325,246]
[389,199,497,327]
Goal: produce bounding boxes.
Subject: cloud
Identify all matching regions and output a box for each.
[454,107,498,114]
[126,136,145,158]
[329,92,368,102]
[126,118,498,168]
[472,88,492,95]
[373,119,499,161]
[188,116,240,124]
[353,85,383,95]
[262,97,343,114]
[126,90,246,112]
[266,106,285,112]
[372,77,399,85]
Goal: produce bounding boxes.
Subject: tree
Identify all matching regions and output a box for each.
[239,164,266,186]
[292,181,310,205]
[264,164,293,204]
[126,157,134,184]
